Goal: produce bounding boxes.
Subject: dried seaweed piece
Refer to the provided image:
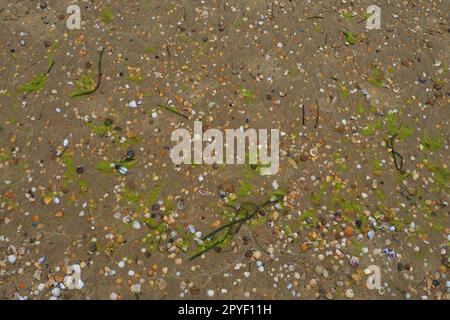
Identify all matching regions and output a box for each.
[71,47,105,97]
[386,134,404,171]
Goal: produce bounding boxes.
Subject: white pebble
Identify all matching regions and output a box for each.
[272,180,279,190]
[132,220,141,230]
[7,255,17,264]
[51,287,61,297]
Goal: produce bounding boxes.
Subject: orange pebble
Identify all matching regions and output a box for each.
[344,227,354,237]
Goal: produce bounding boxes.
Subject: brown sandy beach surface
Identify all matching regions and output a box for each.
[0,0,448,300]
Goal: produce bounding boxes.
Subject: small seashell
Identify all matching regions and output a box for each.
[118,166,128,175]
[309,148,318,157]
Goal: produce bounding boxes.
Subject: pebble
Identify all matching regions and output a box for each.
[272,180,279,190]
[132,220,141,230]
[7,255,17,265]
[406,186,417,196]
[130,284,141,293]
[345,288,355,299]
[51,287,61,297]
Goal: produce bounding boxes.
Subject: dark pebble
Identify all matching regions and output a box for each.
[151,213,163,221]
[418,76,427,84]
[190,286,200,295]
[300,154,309,161]
[433,83,442,91]
[103,118,113,127]
[126,150,135,160]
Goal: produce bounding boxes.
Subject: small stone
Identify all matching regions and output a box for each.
[51,287,61,297]
[314,265,324,276]
[406,186,417,196]
[418,75,427,84]
[130,284,141,293]
[345,288,354,298]
[43,196,52,205]
[300,153,309,161]
[7,255,17,264]
[350,256,359,267]
[272,180,279,190]
[207,289,215,297]
[132,220,141,230]
[126,150,135,159]
[344,226,354,237]
[252,250,262,260]
[104,118,113,127]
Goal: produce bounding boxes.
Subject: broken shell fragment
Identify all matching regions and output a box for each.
[309,148,318,157]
